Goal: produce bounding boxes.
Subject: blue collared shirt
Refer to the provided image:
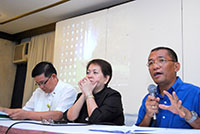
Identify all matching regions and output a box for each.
[135,77,200,128]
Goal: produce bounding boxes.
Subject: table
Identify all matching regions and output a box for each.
[0,118,200,134]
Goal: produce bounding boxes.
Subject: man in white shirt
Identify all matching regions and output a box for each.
[0,61,77,121]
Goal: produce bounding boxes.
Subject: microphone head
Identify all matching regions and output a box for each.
[148,84,157,96]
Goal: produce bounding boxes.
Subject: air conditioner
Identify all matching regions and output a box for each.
[13,42,30,64]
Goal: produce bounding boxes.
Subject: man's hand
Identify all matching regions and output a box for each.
[139,95,160,126]
[159,90,186,118]
[8,109,28,120]
[145,95,160,118]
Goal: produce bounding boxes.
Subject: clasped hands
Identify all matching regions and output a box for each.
[78,77,97,97]
[145,90,186,118]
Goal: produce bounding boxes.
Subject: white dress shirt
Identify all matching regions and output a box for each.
[23,80,77,112]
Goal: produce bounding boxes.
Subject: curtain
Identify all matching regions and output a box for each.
[0,39,17,107]
[22,32,55,106]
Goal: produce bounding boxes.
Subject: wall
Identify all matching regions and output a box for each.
[105,0,182,114]
[183,0,200,86]
[54,0,200,115]
[0,38,16,107]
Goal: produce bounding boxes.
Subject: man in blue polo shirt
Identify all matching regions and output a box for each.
[136,47,200,129]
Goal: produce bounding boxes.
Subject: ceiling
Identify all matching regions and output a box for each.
[0,0,133,35]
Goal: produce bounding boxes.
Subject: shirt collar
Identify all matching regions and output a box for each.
[45,79,60,97]
[157,77,183,97]
[170,76,183,93]
[94,86,106,97]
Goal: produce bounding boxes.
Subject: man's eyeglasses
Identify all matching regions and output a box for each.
[36,75,52,87]
[147,58,174,67]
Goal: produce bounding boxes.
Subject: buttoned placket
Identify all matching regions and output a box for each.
[47,92,55,111]
[157,91,172,126]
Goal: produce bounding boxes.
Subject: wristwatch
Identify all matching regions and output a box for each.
[186,111,198,123]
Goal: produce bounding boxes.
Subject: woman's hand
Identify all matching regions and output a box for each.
[78,77,97,96]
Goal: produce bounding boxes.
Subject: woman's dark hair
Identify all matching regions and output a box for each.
[86,59,112,87]
[32,61,57,78]
[151,46,178,62]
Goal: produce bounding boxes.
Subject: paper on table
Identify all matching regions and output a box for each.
[0,111,9,118]
[0,111,8,116]
[89,125,130,134]
[89,125,159,134]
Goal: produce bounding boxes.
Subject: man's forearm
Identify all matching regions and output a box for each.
[0,107,14,113]
[139,114,152,127]
[181,106,200,129]
[26,111,63,121]
[190,118,200,129]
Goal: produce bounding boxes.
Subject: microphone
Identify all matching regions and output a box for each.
[148,84,157,121]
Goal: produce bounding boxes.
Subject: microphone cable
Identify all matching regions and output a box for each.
[5,121,47,134]
[5,121,88,134]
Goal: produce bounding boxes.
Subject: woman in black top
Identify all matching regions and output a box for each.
[64,59,124,125]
